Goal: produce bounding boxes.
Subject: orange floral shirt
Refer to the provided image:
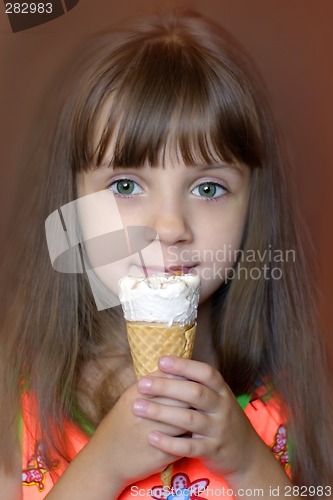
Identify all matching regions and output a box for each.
[20,390,290,499]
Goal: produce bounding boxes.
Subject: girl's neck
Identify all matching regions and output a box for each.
[192,299,218,368]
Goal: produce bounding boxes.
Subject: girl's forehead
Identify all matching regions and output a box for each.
[79,59,263,171]
[69,16,265,174]
[94,136,229,170]
[91,107,241,170]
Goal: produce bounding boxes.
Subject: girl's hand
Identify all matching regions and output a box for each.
[133,356,252,478]
[85,371,187,494]
[132,356,291,491]
[46,371,188,499]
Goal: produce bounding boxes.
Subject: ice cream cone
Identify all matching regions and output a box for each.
[118,273,200,487]
[126,321,196,378]
[160,463,173,489]
[126,320,196,487]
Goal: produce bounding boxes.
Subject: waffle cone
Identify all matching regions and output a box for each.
[126,320,196,487]
[160,463,173,488]
[126,321,196,379]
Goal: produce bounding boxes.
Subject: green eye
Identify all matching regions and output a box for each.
[116,180,135,195]
[192,182,227,199]
[109,179,143,196]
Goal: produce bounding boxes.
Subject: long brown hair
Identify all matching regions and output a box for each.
[1,11,332,486]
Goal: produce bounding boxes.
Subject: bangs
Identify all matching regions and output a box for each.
[70,19,265,172]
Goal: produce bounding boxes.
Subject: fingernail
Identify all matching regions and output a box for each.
[138,377,152,391]
[133,399,148,415]
[159,356,174,369]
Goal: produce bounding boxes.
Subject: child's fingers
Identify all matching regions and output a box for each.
[158,356,225,393]
[147,430,209,459]
[132,398,209,436]
[137,376,220,413]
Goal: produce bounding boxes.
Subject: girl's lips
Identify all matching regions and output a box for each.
[132,264,199,275]
[166,265,199,275]
[128,262,200,277]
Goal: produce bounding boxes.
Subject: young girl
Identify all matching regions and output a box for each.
[1,11,332,499]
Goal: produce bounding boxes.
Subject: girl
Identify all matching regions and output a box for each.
[1,11,332,499]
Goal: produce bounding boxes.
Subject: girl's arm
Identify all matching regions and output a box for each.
[44,429,125,499]
[0,473,22,500]
[45,374,184,499]
[133,356,297,499]
[0,445,22,500]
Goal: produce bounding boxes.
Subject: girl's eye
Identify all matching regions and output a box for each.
[192,182,227,199]
[109,179,143,196]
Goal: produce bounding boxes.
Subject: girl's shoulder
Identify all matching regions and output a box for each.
[20,386,290,499]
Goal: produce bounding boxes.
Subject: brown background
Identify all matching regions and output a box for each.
[0,0,332,368]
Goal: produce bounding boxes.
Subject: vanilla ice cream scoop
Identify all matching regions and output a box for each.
[118,273,200,327]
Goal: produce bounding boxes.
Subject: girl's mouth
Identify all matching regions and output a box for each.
[165,265,199,275]
[129,263,200,277]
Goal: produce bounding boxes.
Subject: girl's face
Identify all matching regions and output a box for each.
[76,148,251,305]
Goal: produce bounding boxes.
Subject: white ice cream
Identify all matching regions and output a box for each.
[118,274,200,327]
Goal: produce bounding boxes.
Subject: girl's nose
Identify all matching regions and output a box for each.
[150,202,193,246]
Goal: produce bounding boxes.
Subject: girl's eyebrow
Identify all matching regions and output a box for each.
[107,163,243,170]
[100,162,246,176]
